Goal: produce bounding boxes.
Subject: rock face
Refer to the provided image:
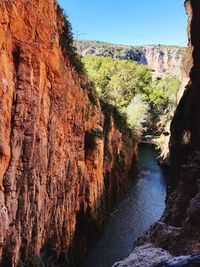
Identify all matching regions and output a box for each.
[112,0,200,266]
[0,1,137,266]
[75,40,186,80]
[112,243,172,267]
[113,245,200,267]
[160,0,200,253]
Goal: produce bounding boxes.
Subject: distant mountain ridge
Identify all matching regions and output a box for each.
[75,40,186,80]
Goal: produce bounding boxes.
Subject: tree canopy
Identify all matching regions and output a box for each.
[82,55,180,137]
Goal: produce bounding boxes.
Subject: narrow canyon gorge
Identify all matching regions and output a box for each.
[0,0,200,267]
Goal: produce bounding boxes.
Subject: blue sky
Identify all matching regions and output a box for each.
[58,0,188,46]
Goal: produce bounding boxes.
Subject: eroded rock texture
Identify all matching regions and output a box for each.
[0,1,137,266]
[156,0,200,253]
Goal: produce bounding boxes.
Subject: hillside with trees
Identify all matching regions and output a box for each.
[76,40,186,80]
[82,55,180,141]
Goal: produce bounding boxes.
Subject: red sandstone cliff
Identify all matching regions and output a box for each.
[0,1,137,266]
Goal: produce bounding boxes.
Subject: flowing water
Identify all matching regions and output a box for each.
[84,144,167,267]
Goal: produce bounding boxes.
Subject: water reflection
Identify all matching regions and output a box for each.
[84,144,167,267]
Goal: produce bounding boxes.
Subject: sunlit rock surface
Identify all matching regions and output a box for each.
[0,1,137,266]
[112,243,172,267]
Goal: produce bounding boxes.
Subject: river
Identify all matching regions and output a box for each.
[84,144,167,267]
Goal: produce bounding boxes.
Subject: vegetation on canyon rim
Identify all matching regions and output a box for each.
[82,55,180,139]
[57,6,85,75]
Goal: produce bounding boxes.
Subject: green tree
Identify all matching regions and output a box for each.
[82,55,180,136]
[82,55,152,110]
[126,95,150,139]
[143,76,180,132]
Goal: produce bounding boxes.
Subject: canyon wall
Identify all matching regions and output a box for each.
[0,1,137,266]
[158,0,200,253]
[75,40,186,80]
[113,1,200,266]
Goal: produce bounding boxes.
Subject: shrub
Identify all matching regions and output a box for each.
[142,76,180,132]
[57,6,85,75]
[82,81,98,105]
[112,106,132,138]
[100,100,132,141]
[126,95,150,139]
